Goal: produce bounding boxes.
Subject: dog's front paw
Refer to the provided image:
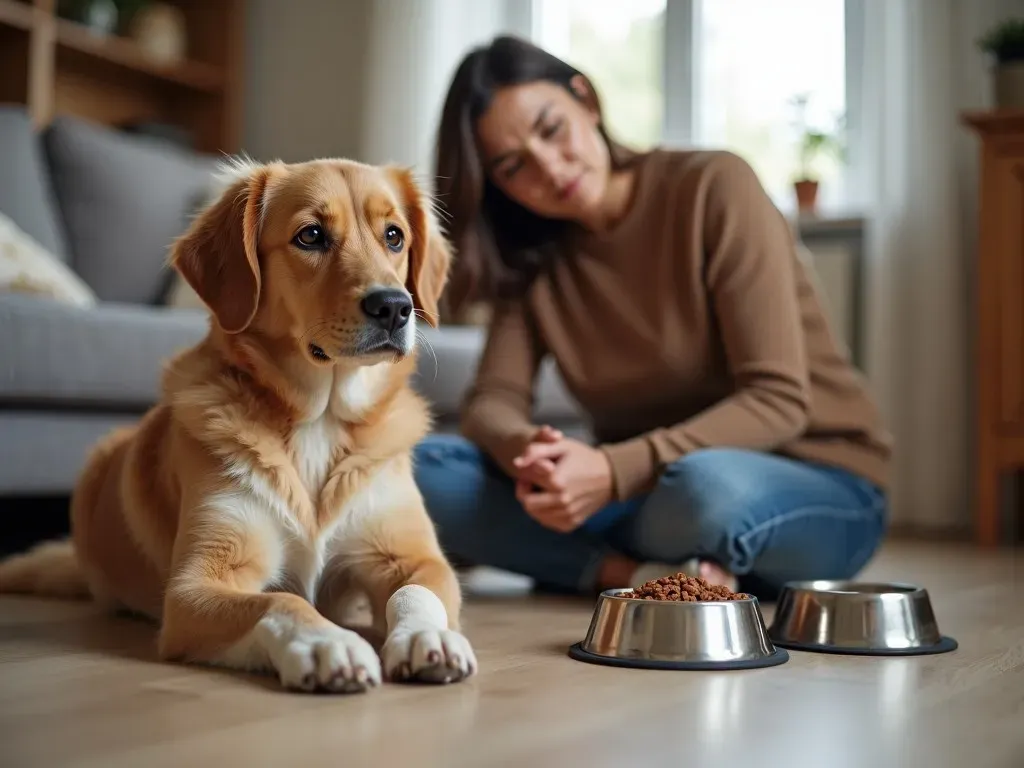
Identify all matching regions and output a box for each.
[382,628,477,684]
[271,624,382,693]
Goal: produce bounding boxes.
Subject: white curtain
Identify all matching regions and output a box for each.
[852,0,1023,530]
[359,0,530,178]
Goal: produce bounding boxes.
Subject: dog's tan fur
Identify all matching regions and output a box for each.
[0,157,475,692]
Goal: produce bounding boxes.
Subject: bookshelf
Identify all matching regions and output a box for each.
[0,0,243,153]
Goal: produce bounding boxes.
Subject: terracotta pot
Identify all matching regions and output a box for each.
[794,179,819,214]
[994,61,1024,109]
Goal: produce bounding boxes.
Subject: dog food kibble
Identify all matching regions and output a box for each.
[623,573,750,602]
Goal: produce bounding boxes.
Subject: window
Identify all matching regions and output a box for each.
[691,0,847,210]
[532,0,666,151]
[530,0,849,214]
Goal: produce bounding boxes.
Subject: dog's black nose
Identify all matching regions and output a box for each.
[361,288,413,334]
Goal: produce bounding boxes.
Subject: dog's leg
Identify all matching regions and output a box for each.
[355,518,477,685]
[159,520,381,693]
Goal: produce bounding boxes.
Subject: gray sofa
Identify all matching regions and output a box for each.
[0,105,582,500]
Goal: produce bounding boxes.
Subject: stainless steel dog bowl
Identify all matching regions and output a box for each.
[568,588,789,670]
[767,580,958,656]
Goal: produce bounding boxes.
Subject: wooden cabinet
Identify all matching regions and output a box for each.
[963,111,1024,546]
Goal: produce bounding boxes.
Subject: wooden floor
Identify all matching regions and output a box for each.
[1,540,1021,768]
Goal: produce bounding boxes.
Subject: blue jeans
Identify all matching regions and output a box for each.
[413,434,887,600]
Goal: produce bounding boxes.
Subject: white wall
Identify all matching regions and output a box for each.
[243,0,528,174]
[243,0,374,163]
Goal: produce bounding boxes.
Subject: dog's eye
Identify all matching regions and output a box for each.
[384,225,404,252]
[293,224,326,250]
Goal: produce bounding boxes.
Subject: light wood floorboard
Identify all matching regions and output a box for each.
[0,540,1021,768]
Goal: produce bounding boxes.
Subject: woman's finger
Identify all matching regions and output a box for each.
[515,473,559,500]
[513,441,566,469]
[535,425,563,442]
[533,516,574,534]
[527,507,577,534]
[521,457,557,478]
[564,502,595,531]
[544,519,577,533]
[518,459,565,491]
[521,489,572,516]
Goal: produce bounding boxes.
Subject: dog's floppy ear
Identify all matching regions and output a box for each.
[389,167,452,329]
[169,161,274,334]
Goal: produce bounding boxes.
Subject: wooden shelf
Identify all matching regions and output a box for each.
[0,3,30,109]
[54,16,223,94]
[962,109,1024,136]
[0,0,34,33]
[0,0,242,153]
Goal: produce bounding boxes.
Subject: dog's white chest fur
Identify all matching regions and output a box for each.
[329,365,385,421]
[263,367,398,602]
[287,363,387,499]
[209,364,415,602]
[276,458,409,601]
[290,417,336,499]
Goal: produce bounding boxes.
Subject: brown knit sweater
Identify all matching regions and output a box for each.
[460,149,892,500]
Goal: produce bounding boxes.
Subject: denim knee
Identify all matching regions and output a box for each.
[627,447,887,583]
[413,433,484,465]
[629,449,755,563]
[412,435,490,521]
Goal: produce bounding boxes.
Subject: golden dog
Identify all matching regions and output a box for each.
[0,156,477,692]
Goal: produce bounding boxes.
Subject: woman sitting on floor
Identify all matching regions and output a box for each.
[413,35,892,599]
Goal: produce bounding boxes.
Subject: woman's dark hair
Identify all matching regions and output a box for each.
[433,35,635,320]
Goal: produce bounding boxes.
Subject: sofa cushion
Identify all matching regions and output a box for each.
[42,115,217,304]
[0,105,70,263]
[0,294,208,409]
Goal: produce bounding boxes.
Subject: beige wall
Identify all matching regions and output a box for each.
[242,0,373,163]
[241,0,525,173]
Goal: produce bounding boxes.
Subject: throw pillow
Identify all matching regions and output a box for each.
[0,211,97,308]
[43,115,219,305]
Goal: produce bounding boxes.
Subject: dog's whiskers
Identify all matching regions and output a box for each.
[426,197,452,224]
[407,177,451,222]
[299,319,341,346]
[413,308,440,323]
[415,329,439,382]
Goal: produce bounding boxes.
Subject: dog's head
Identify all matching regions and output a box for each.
[169,157,451,365]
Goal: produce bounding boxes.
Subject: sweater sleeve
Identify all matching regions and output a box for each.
[459,298,547,476]
[599,152,812,500]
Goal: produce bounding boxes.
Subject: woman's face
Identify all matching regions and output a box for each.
[475,77,612,224]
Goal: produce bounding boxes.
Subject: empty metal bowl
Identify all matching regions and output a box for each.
[568,588,789,670]
[767,580,958,656]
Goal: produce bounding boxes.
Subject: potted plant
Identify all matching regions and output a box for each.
[789,94,844,215]
[978,18,1024,108]
[57,0,119,36]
